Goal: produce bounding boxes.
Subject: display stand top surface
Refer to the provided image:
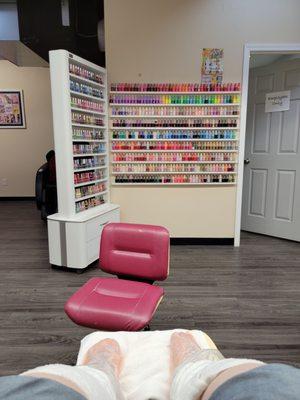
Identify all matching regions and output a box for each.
[47,203,119,223]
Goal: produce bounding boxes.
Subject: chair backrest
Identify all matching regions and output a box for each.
[100,222,170,281]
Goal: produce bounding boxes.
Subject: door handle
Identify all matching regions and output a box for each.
[244,159,250,165]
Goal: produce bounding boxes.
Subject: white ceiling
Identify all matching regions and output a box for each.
[249,54,282,69]
[250,53,300,69]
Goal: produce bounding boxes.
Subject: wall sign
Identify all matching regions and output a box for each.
[0,90,26,128]
[265,90,290,113]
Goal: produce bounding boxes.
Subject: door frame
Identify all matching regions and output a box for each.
[234,43,300,246]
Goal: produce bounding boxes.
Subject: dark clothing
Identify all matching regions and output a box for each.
[0,375,86,400]
[210,363,300,400]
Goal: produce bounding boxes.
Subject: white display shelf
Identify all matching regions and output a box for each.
[70,90,105,102]
[110,91,241,95]
[74,178,108,188]
[74,165,106,172]
[72,138,106,142]
[111,149,237,153]
[75,190,108,202]
[110,103,240,107]
[49,50,111,215]
[110,114,239,118]
[73,152,106,157]
[70,73,105,88]
[110,85,240,187]
[112,182,235,186]
[111,161,238,164]
[48,51,121,270]
[111,138,238,141]
[72,123,106,129]
[71,107,106,116]
[111,171,237,175]
[111,127,238,130]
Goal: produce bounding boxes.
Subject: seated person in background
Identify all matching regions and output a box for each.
[36,150,57,219]
[0,332,299,400]
[45,150,57,216]
[46,150,56,186]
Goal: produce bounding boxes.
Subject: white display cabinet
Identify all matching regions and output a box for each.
[48,50,120,270]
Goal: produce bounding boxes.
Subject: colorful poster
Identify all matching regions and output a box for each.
[0,91,25,128]
[201,48,224,85]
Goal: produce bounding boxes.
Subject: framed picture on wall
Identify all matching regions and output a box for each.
[0,90,26,128]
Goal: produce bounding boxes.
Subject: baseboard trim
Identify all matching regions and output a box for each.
[0,201,234,246]
[0,196,35,201]
[171,237,234,245]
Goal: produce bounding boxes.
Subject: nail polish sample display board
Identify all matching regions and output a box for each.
[109,86,240,185]
[47,50,119,270]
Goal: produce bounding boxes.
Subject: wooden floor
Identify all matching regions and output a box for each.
[0,200,300,375]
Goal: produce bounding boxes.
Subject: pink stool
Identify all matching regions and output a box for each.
[65,223,170,331]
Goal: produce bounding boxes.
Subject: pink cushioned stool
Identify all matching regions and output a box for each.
[65,223,170,331]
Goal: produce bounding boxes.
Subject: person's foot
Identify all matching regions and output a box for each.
[81,338,122,377]
[170,332,224,374]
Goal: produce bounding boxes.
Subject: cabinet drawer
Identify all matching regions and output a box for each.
[86,209,120,242]
[87,237,100,264]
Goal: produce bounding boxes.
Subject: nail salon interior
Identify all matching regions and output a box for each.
[0,1,300,399]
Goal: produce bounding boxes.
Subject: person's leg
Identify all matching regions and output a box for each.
[206,363,300,400]
[0,375,85,400]
[170,332,263,400]
[201,362,263,400]
[22,339,124,400]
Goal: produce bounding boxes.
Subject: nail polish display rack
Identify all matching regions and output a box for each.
[47,50,120,270]
[49,51,112,214]
[109,85,240,185]
[69,60,110,212]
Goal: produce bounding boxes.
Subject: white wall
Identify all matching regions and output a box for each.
[104,0,300,237]
[0,61,53,196]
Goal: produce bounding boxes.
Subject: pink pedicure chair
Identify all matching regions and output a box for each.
[65,222,170,331]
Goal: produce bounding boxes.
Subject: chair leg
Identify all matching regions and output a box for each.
[143,324,150,331]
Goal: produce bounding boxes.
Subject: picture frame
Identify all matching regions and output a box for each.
[0,90,26,128]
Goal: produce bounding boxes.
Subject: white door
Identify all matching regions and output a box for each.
[242,58,300,241]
